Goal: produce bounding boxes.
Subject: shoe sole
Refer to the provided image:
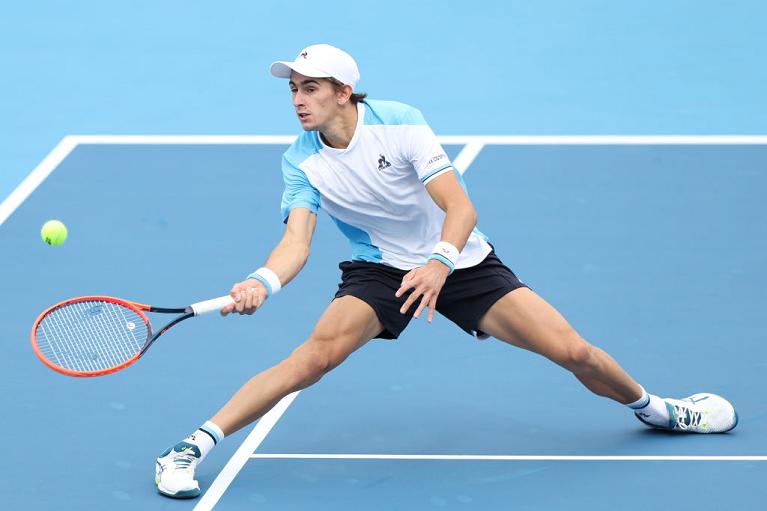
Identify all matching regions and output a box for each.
[156,478,201,499]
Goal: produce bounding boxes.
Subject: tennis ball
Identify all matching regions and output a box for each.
[41,219,68,246]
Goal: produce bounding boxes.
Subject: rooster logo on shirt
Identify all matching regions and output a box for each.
[378,154,391,170]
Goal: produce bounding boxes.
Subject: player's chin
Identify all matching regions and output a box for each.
[299,122,317,131]
[297,116,317,131]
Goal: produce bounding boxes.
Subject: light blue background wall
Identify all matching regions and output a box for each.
[2,0,765,199]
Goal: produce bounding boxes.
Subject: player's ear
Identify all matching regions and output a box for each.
[336,83,353,105]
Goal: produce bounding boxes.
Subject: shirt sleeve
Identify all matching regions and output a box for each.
[280,155,321,223]
[402,108,453,185]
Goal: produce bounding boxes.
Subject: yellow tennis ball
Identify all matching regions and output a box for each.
[41,220,68,246]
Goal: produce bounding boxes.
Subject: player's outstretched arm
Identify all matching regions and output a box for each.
[222,207,317,316]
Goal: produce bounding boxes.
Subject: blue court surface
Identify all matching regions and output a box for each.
[2,137,766,510]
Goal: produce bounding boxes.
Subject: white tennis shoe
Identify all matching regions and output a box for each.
[155,442,202,498]
[635,393,738,433]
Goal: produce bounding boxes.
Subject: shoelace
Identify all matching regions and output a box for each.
[674,404,703,430]
[170,451,198,474]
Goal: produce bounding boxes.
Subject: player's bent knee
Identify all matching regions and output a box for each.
[287,343,334,388]
[567,339,596,373]
[558,335,596,373]
[567,342,592,369]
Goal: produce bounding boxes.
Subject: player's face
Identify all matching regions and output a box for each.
[289,72,342,131]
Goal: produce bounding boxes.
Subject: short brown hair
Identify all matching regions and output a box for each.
[328,77,367,105]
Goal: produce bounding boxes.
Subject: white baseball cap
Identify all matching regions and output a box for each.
[270,44,360,89]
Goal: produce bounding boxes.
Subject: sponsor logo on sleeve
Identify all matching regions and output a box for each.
[427,154,448,166]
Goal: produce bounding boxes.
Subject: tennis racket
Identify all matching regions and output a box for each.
[30,295,235,377]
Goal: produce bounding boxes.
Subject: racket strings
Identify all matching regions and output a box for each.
[35,300,151,373]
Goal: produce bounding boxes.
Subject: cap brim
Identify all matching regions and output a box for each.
[269,60,332,80]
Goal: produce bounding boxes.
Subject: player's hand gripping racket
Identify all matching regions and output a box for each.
[30,295,235,377]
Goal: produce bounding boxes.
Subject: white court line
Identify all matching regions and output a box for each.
[452,142,484,175]
[10,133,763,226]
[439,135,767,145]
[249,453,767,461]
[0,136,79,227]
[194,391,300,511]
[5,135,766,227]
[69,134,298,145]
[59,134,767,145]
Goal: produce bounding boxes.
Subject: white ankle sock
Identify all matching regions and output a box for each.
[627,386,670,425]
[184,420,225,462]
[626,386,650,409]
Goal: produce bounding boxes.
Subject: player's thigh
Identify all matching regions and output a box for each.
[477,287,586,364]
[301,295,384,368]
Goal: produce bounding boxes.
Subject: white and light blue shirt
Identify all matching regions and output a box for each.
[281,99,491,270]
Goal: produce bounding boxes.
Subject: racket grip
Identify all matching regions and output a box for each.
[191,295,236,316]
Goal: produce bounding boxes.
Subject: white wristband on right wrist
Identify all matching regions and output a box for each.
[247,267,282,297]
[428,241,460,273]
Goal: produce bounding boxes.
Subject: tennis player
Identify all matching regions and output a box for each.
[155,44,738,498]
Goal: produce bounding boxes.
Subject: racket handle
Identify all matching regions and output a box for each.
[190,295,236,316]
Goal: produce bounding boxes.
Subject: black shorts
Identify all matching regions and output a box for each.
[333,250,528,340]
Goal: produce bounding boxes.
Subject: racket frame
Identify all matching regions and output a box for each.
[30,295,193,377]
